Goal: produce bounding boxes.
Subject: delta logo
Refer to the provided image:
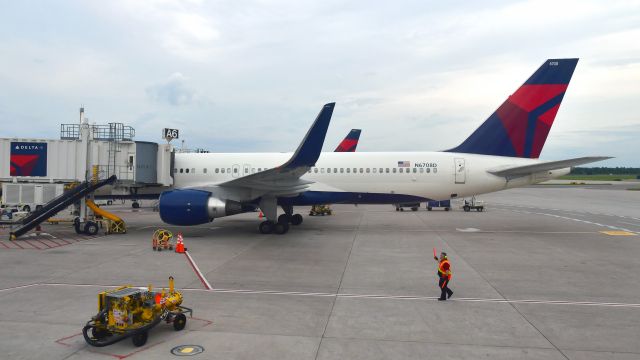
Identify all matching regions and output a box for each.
[10,142,48,177]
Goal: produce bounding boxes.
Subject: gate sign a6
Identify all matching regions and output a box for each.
[163,128,179,140]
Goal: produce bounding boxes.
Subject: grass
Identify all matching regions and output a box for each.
[559,174,638,181]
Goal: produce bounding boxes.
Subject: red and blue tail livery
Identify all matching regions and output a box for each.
[447,58,578,158]
[334,129,361,152]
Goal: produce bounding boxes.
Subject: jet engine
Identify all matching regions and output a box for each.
[159,189,243,226]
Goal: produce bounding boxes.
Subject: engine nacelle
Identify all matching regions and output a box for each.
[159,189,243,226]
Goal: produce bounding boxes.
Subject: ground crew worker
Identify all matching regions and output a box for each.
[434,251,453,301]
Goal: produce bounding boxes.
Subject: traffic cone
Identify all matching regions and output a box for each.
[175,233,185,253]
[259,211,263,219]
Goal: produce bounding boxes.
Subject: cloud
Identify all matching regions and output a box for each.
[146,73,195,106]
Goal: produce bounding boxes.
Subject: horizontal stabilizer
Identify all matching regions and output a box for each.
[488,156,612,177]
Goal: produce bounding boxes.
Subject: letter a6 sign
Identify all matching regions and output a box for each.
[163,128,179,140]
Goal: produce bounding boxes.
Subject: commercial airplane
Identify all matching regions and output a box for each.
[161,58,609,234]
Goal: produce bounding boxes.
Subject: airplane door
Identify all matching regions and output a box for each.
[243,163,251,176]
[454,158,466,184]
[232,164,240,178]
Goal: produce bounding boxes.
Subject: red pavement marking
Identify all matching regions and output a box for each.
[23,240,42,250]
[46,238,63,246]
[11,240,25,249]
[36,239,54,248]
[0,241,9,249]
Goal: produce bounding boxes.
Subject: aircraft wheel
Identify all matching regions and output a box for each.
[132,202,140,209]
[427,207,432,211]
[291,214,303,226]
[278,214,291,224]
[274,221,289,235]
[259,221,274,234]
[463,205,470,212]
[445,207,450,211]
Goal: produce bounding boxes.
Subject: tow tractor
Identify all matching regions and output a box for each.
[462,196,484,212]
[82,277,192,347]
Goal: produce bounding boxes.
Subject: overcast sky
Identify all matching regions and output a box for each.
[1,0,638,166]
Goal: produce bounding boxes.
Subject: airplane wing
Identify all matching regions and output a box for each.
[488,156,612,178]
[215,103,335,197]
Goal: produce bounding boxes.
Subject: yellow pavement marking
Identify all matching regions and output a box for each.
[601,231,637,236]
[180,347,194,353]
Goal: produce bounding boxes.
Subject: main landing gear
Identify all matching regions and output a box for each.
[258,210,304,235]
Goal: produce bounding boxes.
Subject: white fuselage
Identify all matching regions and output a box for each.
[173,152,569,202]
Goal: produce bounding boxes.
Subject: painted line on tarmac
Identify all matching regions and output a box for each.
[492,203,640,221]
[8,283,640,309]
[184,251,213,290]
[505,208,640,235]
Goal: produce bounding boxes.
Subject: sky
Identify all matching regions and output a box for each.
[0,0,638,166]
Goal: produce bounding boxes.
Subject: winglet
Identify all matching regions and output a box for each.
[283,103,335,168]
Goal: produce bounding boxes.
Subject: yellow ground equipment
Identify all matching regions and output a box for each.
[83,276,192,347]
[152,229,174,251]
[309,205,332,216]
[86,200,127,234]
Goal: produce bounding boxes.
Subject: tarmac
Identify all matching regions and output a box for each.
[0,184,639,360]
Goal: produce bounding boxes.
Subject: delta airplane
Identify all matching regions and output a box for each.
[161,59,609,234]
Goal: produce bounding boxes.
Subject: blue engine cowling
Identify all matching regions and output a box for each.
[159,189,212,226]
[159,189,246,226]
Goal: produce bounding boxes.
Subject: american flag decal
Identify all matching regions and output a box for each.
[397,161,410,167]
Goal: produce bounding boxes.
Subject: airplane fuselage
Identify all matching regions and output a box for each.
[173,151,569,203]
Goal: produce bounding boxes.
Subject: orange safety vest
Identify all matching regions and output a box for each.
[438,259,452,280]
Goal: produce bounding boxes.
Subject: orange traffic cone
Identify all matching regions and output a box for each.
[175,233,185,253]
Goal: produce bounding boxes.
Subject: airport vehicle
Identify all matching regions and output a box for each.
[1,183,64,212]
[86,200,127,234]
[462,197,484,212]
[159,59,609,235]
[152,229,174,251]
[427,200,451,211]
[395,203,420,211]
[309,205,333,216]
[82,277,191,347]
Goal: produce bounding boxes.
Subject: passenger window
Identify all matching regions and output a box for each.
[359,168,363,173]
[346,168,351,173]
[392,168,397,173]
[433,168,437,173]
[221,168,225,173]
[366,168,370,173]
[327,168,331,173]
[185,168,190,174]
[192,168,196,174]
[234,168,238,173]
[373,168,377,173]
[321,168,325,173]
[385,168,389,173]
[252,168,256,173]
[203,168,207,174]
[227,168,231,173]
[314,168,318,173]
[215,168,219,173]
[399,168,403,173]
[427,168,431,173]
[413,168,417,173]
[180,168,184,173]
[334,168,338,173]
[419,168,424,173]
[340,168,344,173]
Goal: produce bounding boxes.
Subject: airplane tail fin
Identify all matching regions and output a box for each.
[447,58,579,158]
[335,129,361,152]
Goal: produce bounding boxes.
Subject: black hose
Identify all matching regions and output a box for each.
[82,314,163,347]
